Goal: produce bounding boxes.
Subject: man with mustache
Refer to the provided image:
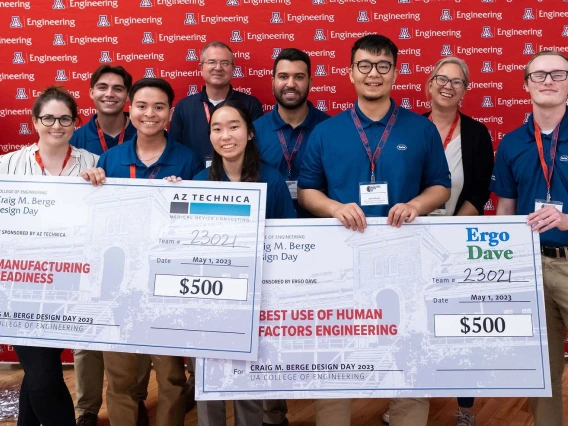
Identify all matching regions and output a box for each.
[254,48,330,218]
[170,41,263,167]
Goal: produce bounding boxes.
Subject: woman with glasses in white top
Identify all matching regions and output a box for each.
[0,86,97,426]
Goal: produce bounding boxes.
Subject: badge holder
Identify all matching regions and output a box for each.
[205,155,213,168]
[429,204,447,216]
[286,181,298,200]
[534,199,563,212]
[359,182,389,206]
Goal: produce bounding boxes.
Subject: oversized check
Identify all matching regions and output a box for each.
[0,175,266,361]
[197,217,551,399]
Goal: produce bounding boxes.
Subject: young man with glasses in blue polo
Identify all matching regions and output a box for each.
[298,34,451,426]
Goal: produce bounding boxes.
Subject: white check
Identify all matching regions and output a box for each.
[0,175,266,361]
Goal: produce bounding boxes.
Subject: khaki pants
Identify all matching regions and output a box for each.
[263,399,288,424]
[315,398,429,426]
[197,400,263,426]
[530,256,568,426]
[104,352,187,426]
[74,350,152,416]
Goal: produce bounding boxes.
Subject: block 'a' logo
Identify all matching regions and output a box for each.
[315,65,327,76]
[484,199,495,211]
[53,0,65,9]
[10,16,23,28]
[357,10,370,22]
[19,123,31,135]
[144,68,156,78]
[53,34,65,45]
[187,84,198,96]
[316,100,328,111]
[100,51,112,63]
[399,63,411,75]
[398,0,410,3]
[314,29,326,41]
[230,30,243,42]
[13,52,25,64]
[16,88,28,99]
[272,48,282,59]
[185,13,197,25]
[481,61,493,73]
[441,44,452,56]
[186,49,198,61]
[400,98,412,109]
[313,0,325,4]
[270,12,283,24]
[481,26,493,38]
[563,25,568,37]
[523,8,535,20]
[440,9,452,20]
[98,15,110,27]
[55,69,68,81]
[481,96,494,108]
[227,0,239,5]
[140,0,152,7]
[233,66,244,78]
[399,27,411,39]
[142,32,154,44]
[523,43,535,55]
[524,112,531,123]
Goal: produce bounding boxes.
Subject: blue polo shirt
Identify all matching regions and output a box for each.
[70,113,137,155]
[490,111,568,247]
[169,85,264,166]
[97,131,203,180]
[194,163,296,219]
[298,99,451,217]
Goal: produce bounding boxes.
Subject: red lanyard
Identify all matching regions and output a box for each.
[350,104,399,183]
[129,164,162,179]
[95,116,127,152]
[203,102,211,124]
[429,111,460,150]
[534,118,561,202]
[277,129,304,179]
[35,145,73,176]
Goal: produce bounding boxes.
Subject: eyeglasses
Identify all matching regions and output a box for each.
[37,115,74,127]
[202,60,233,68]
[352,60,393,75]
[431,75,466,89]
[527,70,568,83]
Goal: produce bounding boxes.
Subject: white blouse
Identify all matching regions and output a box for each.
[444,135,464,216]
[0,144,98,176]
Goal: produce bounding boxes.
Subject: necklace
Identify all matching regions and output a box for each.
[138,151,164,161]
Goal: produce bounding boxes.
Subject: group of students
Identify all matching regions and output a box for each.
[0,34,567,426]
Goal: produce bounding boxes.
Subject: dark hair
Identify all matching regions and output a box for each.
[129,78,174,107]
[351,34,399,66]
[31,85,79,122]
[524,50,568,81]
[90,65,133,91]
[273,48,311,77]
[208,100,261,183]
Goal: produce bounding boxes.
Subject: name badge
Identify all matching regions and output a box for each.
[534,199,563,212]
[359,182,389,206]
[286,181,298,200]
[429,206,447,216]
[205,155,213,168]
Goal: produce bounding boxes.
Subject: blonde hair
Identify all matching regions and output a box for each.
[426,57,469,98]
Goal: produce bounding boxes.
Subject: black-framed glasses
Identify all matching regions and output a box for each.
[432,75,466,89]
[527,70,568,83]
[353,60,393,75]
[202,60,233,68]
[37,115,74,127]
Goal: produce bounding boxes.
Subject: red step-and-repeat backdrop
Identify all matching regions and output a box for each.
[0,0,567,361]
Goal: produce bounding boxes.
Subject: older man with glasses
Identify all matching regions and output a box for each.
[169,41,264,168]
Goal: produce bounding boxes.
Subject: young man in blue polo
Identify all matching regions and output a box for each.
[298,34,451,426]
[169,41,263,167]
[254,48,330,218]
[491,51,568,426]
[82,78,202,426]
[70,65,137,155]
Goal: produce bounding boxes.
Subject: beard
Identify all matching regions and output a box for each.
[274,88,309,110]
